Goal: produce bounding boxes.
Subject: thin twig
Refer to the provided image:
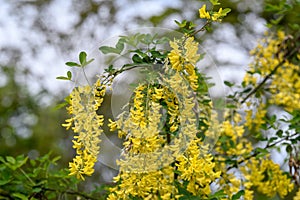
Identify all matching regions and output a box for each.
[226,132,299,171]
[191,20,211,37]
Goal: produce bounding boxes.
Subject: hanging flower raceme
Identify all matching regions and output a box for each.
[241,157,294,199]
[105,35,222,199]
[168,37,201,91]
[243,31,300,112]
[62,79,106,180]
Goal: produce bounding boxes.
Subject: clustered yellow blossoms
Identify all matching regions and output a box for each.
[199,3,230,22]
[244,102,267,134]
[241,158,294,199]
[62,80,106,180]
[106,35,222,199]
[213,30,298,199]
[214,112,295,199]
[294,188,300,200]
[62,1,299,199]
[168,37,200,91]
[244,31,300,112]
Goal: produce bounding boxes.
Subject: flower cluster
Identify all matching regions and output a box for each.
[243,31,300,113]
[241,158,294,199]
[62,80,106,180]
[106,35,221,199]
[176,139,221,197]
[216,116,253,160]
[199,3,230,22]
[168,37,200,91]
[294,187,300,200]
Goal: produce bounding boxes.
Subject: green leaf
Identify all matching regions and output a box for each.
[54,101,69,110]
[222,8,231,16]
[104,65,115,74]
[155,37,169,44]
[242,87,252,93]
[79,51,87,65]
[67,71,72,80]
[15,155,28,168]
[231,190,245,200]
[65,62,80,67]
[116,38,125,53]
[32,187,42,193]
[224,80,234,87]
[276,130,283,137]
[208,189,227,199]
[99,46,121,54]
[140,34,153,45]
[268,137,278,143]
[286,144,293,153]
[6,156,15,164]
[12,193,28,200]
[210,0,220,5]
[255,147,269,158]
[56,76,70,80]
[132,54,143,63]
[85,58,94,66]
[51,156,61,163]
[0,179,12,186]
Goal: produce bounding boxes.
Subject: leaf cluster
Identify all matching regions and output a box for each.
[0,153,104,200]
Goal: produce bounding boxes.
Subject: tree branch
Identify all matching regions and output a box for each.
[241,41,300,104]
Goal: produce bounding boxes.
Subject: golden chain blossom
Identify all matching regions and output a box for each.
[62,80,106,180]
[168,37,200,91]
[241,158,294,199]
[243,31,300,112]
[106,36,220,198]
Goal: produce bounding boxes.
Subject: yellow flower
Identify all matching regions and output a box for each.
[242,158,294,198]
[212,8,223,21]
[168,36,200,74]
[199,4,210,19]
[108,118,117,131]
[63,79,106,180]
[294,187,300,200]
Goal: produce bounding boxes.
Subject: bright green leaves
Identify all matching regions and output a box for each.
[0,153,91,199]
[99,38,125,54]
[265,0,300,30]
[175,20,196,35]
[208,190,227,200]
[79,51,94,67]
[65,61,80,67]
[224,80,235,87]
[99,33,169,55]
[98,33,169,81]
[104,64,116,75]
[209,0,220,6]
[131,48,167,65]
[231,190,245,200]
[254,147,269,159]
[65,51,94,68]
[0,155,28,171]
[220,8,231,17]
[57,51,94,81]
[56,70,72,80]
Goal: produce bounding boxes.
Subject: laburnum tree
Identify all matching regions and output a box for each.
[59,0,300,199]
[57,0,300,199]
[1,0,299,199]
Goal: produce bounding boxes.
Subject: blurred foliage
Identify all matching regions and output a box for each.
[0,153,106,199]
[0,65,71,163]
